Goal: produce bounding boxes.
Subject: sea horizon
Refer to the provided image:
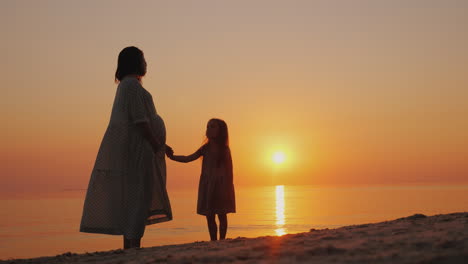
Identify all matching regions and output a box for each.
[3,182,468,198]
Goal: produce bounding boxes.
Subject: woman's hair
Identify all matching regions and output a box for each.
[204,118,230,167]
[115,46,147,82]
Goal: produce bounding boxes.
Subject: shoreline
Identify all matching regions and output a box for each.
[2,212,467,264]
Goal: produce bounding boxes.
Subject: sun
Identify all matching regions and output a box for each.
[272,151,286,164]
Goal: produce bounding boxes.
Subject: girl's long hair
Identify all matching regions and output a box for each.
[204,118,229,167]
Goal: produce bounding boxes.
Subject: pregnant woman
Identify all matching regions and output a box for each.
[80,46,172,249]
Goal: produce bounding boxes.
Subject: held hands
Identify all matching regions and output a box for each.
[165,145,174,159]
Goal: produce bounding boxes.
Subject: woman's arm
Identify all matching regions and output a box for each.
[128,80,161,152]
[136,122,161,153]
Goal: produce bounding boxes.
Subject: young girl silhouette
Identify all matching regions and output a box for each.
[168,118,236,241]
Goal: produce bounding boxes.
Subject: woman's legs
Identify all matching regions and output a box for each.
[218,214,228,240]
[124,237,130,249]
[123,237,141,249]
[205,214,217,241]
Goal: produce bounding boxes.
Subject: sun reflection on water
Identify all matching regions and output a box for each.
[275,185,287,236]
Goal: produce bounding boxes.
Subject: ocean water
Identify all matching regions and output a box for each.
[1,184,468,260]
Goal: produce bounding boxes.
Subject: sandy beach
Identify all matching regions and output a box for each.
[1,212,467,264]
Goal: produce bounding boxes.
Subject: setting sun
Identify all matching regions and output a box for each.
[272,151,286,164]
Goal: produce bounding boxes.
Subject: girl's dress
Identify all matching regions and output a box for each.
[186,145,236,215]
[80,76,172,239]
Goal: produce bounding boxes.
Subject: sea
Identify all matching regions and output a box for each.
[1,184,468,259]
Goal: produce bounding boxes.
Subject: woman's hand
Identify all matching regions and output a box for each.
[165,144,174,158]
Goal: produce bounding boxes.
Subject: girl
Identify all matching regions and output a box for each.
[168,118,236,241]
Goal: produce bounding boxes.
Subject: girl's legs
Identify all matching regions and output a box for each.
[205,214,218,241]
[218,214,228,240]
[123,237,141,249]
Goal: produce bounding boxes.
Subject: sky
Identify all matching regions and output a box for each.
[1,0,467,193]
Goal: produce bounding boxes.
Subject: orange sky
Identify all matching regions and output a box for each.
[1,0,467,192]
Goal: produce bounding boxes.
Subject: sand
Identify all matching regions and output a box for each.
[2,212,467,264]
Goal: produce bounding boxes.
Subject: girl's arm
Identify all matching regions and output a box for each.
[169,148,203,163]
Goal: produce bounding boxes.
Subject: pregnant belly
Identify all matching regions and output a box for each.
[150,115,166,147]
